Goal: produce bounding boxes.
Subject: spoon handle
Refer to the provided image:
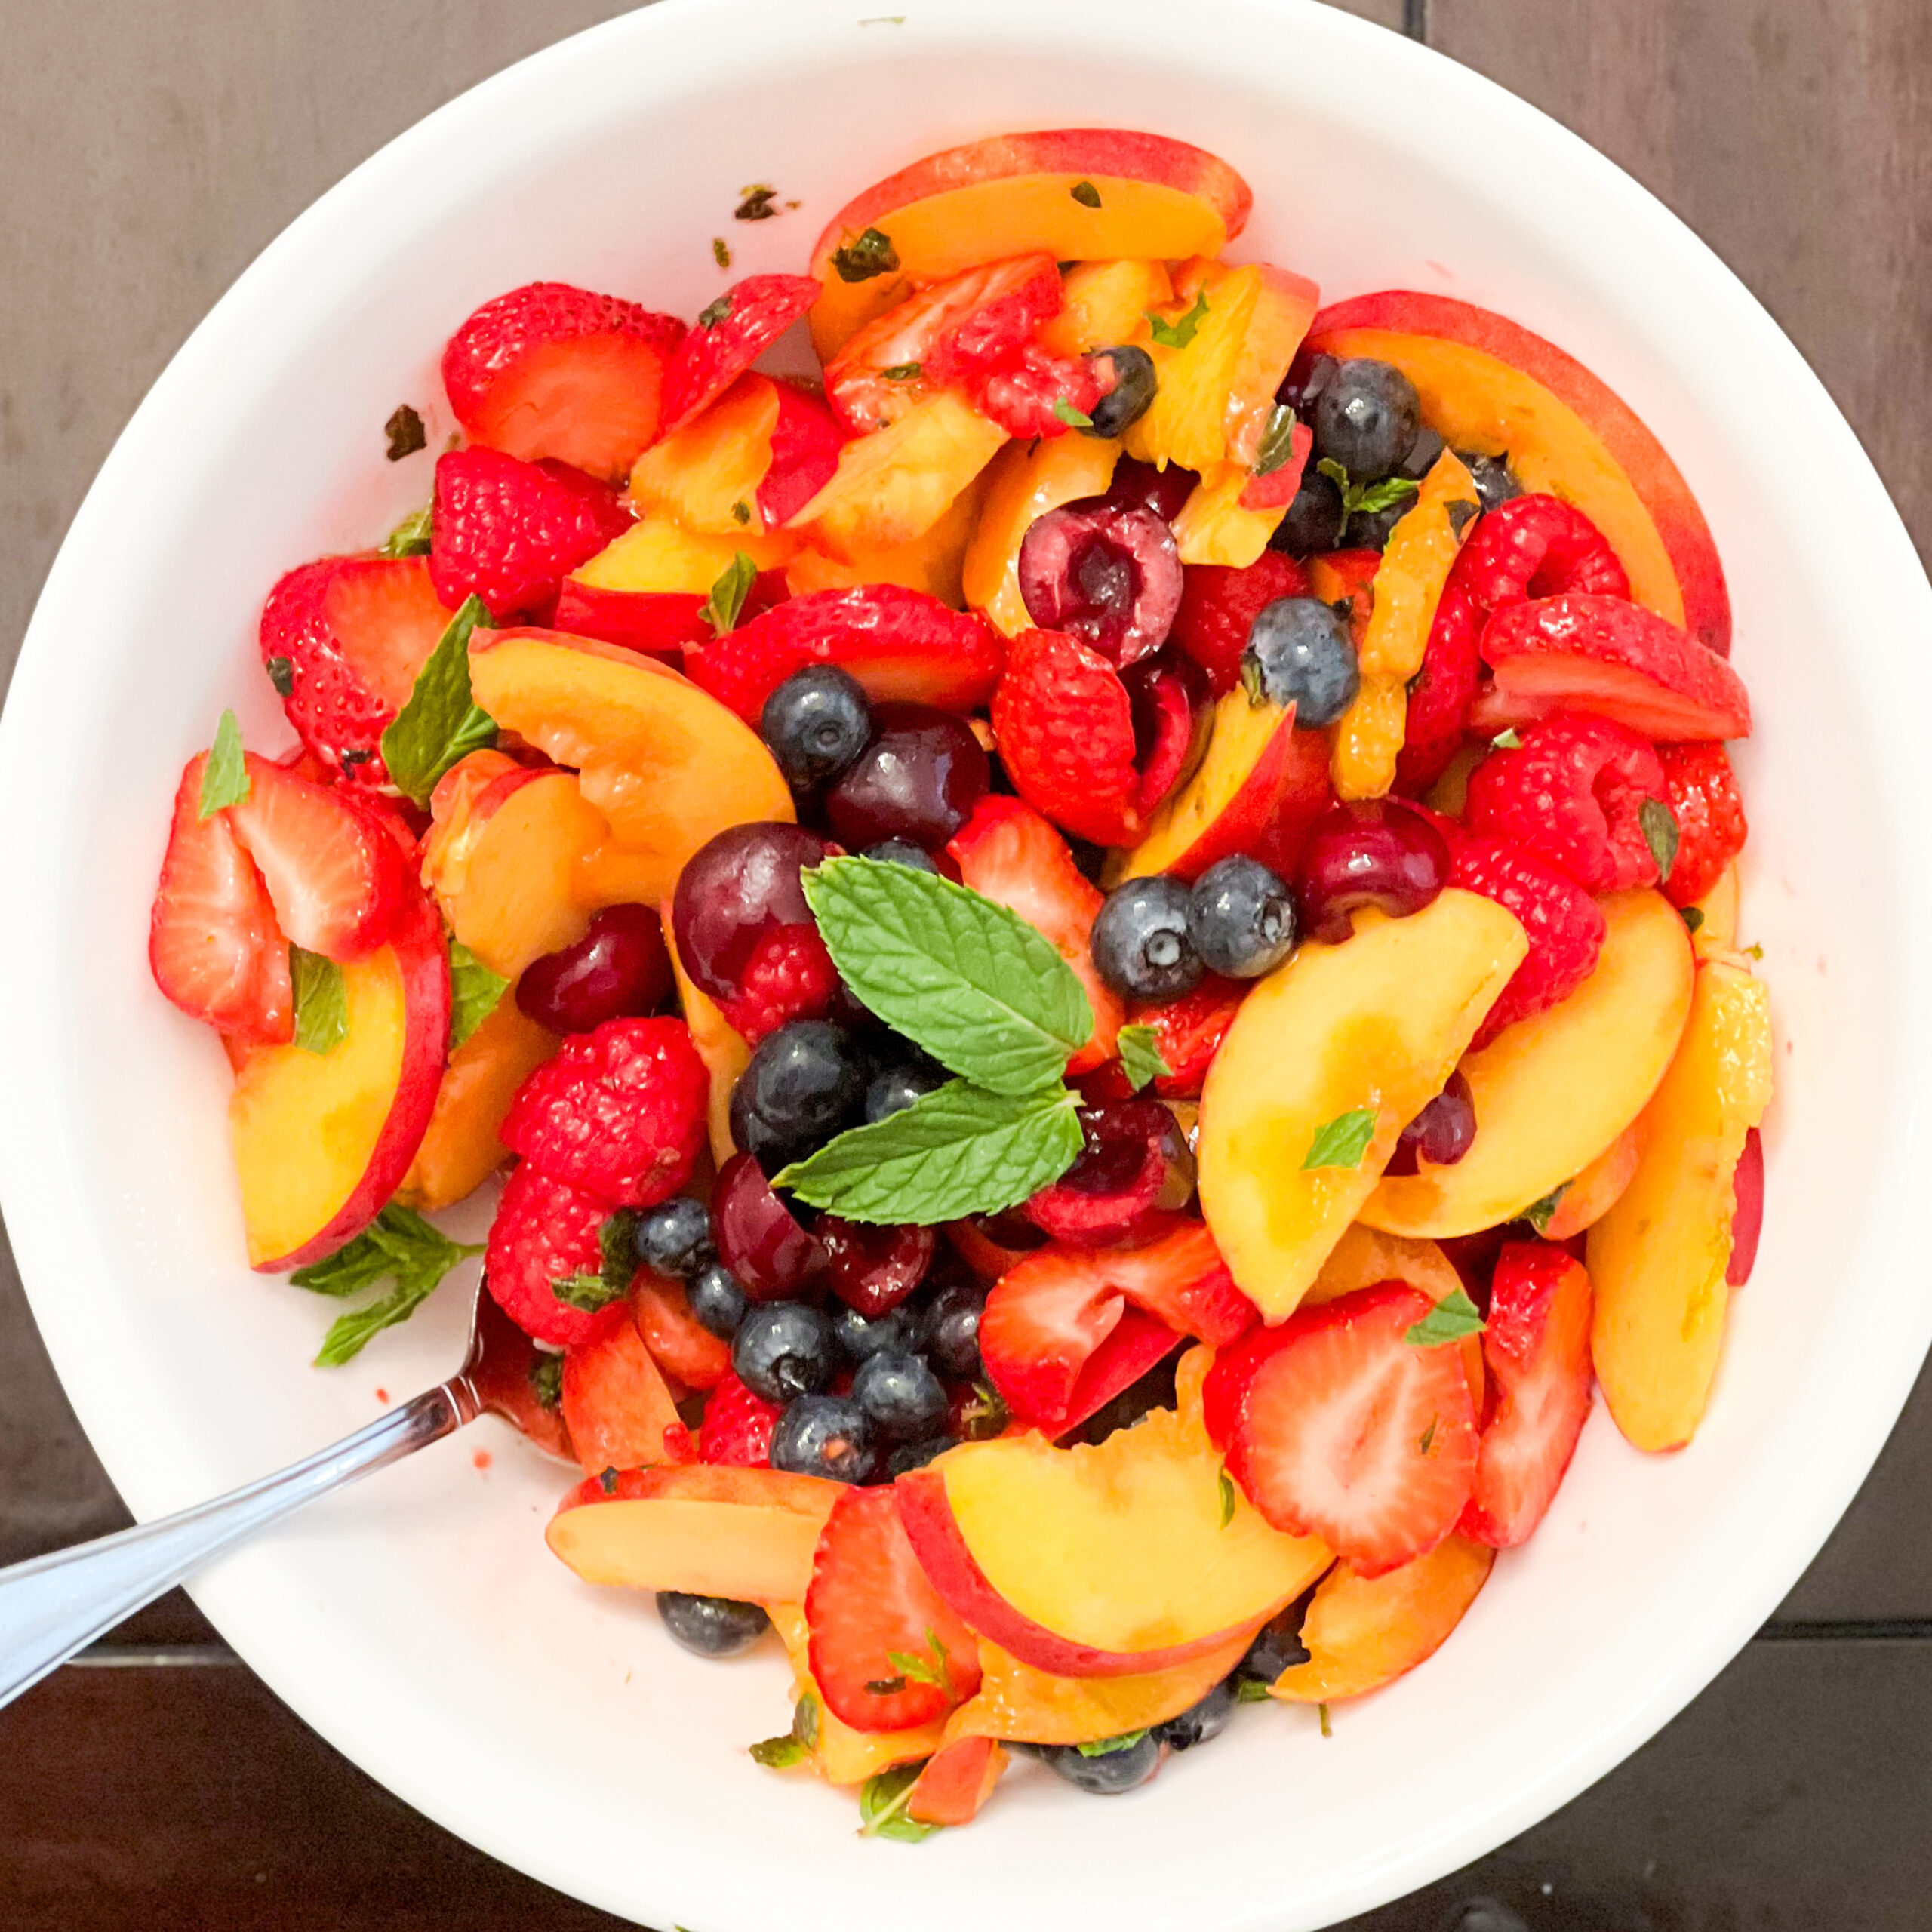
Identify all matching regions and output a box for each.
[0,1380,475,1711]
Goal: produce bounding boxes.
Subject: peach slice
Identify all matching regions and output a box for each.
[807,130,1251,360]
[1197,891,1527,1321]
[395,995,559,1211]
[1691,861,1740,956]
[1107,691,1334,885]
[1361,890,1695,1241]
[662,902,749,1168]
[626,372,780,535]
[897,1406,1330,1678]
[906,1736,1007,1827]
[961,433,1124,635]
[1539,1121,1643,1241]
[1123,262,1264,475]
[1306,292,1730,652]
[788,389,1008,559]
[561,1312,686,1477]
[1171,463,1287,569]
[784,469,988,607]
[229,903,450,1270]
[1588,958,1773,1451]
[1038,258,1175,358]
[546,1465,842,1604]
[1223,264,1322,469]
[767,1604,949,1785]
[1269,1536,1493,1703]
[467,628,794,906]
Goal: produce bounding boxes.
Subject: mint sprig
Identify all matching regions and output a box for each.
[380,595,497,807]
[1317,457,1420,525]
[1147,290,1210,350]
[448,937,507,1051]
[198,711,250,818]
[774,1081,1081,1225]
[1404,1286,1487,1348]
[858,1761,939,1841]
[1303,1107,1376,1171]
[1116,1024,1172,1093]
[291,1205,483,1366]
[1523,1183,1567,1235]
[803,856,1094,1095]
[290,947,348,1055]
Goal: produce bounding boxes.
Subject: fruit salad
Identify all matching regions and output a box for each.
[146,126,1770,1833]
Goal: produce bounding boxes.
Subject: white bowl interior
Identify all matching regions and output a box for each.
[4,2,1930,1927]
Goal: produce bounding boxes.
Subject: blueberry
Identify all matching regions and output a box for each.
[864,838,939,874]
[1269,463,1345,558]
[864,1048,948,1124]
[1278,352,1337,417]
[729,1020,867,1173]
[1241,596,1360,728]
[851,1349,948,1441]
[771,1392,877,1484]
[760,665,872,792]
[1238,1607,1312,1683]
[655,1591,770,1658]
[687,1260,749,1340]
[1039,1733,1162,1794]
[1457,451,1521,513]
[1397,423,1446,481]
[1344,497,1411,552]
[633,1195,715,1278]
[1091,876,1201,1002]
[918,1278,987,1380]
[1312,358,1422,478]
[1188,855,1297,980]
[884,1435,953,1478]
[731,1301,836,1402]
[1152,1676,1237,1751]
[1084,345,1157,438]
[832,1299,921,1364]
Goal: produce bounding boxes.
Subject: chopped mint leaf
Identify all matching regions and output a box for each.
[1070,180,1103,208]
[884,1630,955,1699]
[1253,404,1300,477]
[1318,457,1420,522]
[551,1272,626,1313]
[1076,1730,1149,1758]
[1218,1469,1237,1528]
[266,656,295,698]
[599,1466,620,1495]
[198,711,250,818]
[529,1352,564,1411]
[1418,1414,1438,1455]
[1745,942,1764,961]
[795,1690,820,1750]
[1524,1183,1568,1235]
[1641,797,1680,882]
[731,498,752,525]
[1115,1023,1173,1093]
[1491,728,1523,750]
[291,947,348,1055]
[384,405,426,461]
[735,183,780,221]
[801,855,1094,1094]
[447,937,508,1051]
[1303,1107,1377,1171]
[1446,497,1480,537]
[880,361,923,380]
[697,293,733,329]
[380,502,435,557]
[699,552,758,636]
[1146,290,1210,350]
[865,1675,909,1697]
[292,1205,483,1366]
[831,227,899,283]
[858,1761,939,1841]
[961,1380,1008,1441]
[1681,904,1706,934]
[1052,397,1094,429]
[1318,1702,1332,1739]
[552,1210,641,1313]
[1237,1678,1274,1703]
[1404,1286,1487,1348]
[711,237,731,269]
[379,595,497,807]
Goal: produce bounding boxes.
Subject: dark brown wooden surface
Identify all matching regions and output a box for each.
[3,2,1929,1926]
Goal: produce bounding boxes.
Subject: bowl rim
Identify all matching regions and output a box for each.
[5,0,1932,1925]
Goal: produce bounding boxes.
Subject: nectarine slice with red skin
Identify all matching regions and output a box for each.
[759,382,847,530]
[561,1309,689,1478]
[1226,264,1322,472]
[783,470,986,607]
[1306,291,1730,652]
[897,1406,1328,1678]
[1269,1535,1493,1703]
[628,372,784,535]
[1538,1121,1642,1241]
[1727,1125,1764,1287]
[1125,262,1264,477]
[907,1734,1007,1827]
[229,899,450,1271]
[657,272,820,438]
[546,1464,842,1605]
[806,130,1251,360]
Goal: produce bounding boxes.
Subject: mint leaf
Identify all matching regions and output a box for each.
[750,1733,810,1769]
[1147,290,1210,349]
[1076,1730,1148,1757]
[1641,797,1679,882]
[1524,1183,1567,1235]
[384,405,427,461]
[775,1081,1081,1224]
[380,595,497,807]
[711,238,731,271]
[1318,457,1420,523]
[880,362,923,381]
[294,1206,483,1366]
[884,1630,954,1699]
[698,292,733,328]
[1253,404,1300,477]
[802,856,1093,1094]
[1491,728,1523,750]
[448,937,507,1050]
[529,1352,564,1411]
[1236,1678,1273,1703]
[1681,904,1705,934]
[1115,1024,1173,1092]
[731,498,752,525]
[735,184,780,221]
[795,1690,820,1750]
[380,502,433,557]
[832,227,899,283]
[700,552,758,636]
[858,1761,938,1841]
[291,947,348,1055]
[1404,1286,1487,1348]
[551,1272,625,1313]
[198,711,249,818]
[1070,180,1103,208]
[1052,397,1094,429]
[552,1210,640,1313]
[1218,1469,1237,1528]
[1303,1107,1376,1171]
[1318,1701,1332,1739]
[266,656,295,698]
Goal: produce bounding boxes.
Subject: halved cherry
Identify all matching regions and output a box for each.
[1023,1098,1196,1247]
[1017,497,1183,668]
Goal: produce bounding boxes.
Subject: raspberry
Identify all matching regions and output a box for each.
[1449,832,1607,1047]
[1395,577,1481,796]
[428,446,630,622]
[1464,712,1669,893]
[715,924,843,1046]
[1657,741,1748,906]
[968,341,1103,441]
[699,1369,781,1467]
[1454,493,1629,619]
[1171,552,1309,696]
[500,1016,709,1208]
[989,627,1141,846]
[485,1162,626,1346]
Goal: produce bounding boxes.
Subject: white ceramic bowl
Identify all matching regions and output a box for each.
[4,1,1929,1925]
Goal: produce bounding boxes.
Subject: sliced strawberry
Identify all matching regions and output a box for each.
[441,281,686,481]
[980,1220,1254,1427]
[149,752,293,1042]
[1055,1309,1186,1439]
[1727,1125,1765,1288]
[988,627,1142,848]
[429,448,632,623]
[659,274,822,437]
[681,585,1004,724]
[946,794,1123,1072]
[1395,575,1481,796]
[804,1485,981,1732]
[1133,977,1244,1100]
[552,567,788,660]
[226,753,408,961]
[1205,1284,1478,1576]
[632,1275,730,1391]
[1477,593,1752,741]
[1459,1241,1593,1548]
[824,254,1062,435]
[699,1368,782,1467]
[561,1306,691,1478]
[260,555,454,785]
[758,381,847,528]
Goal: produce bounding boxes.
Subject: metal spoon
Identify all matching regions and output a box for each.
[0,1286,565,1711]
